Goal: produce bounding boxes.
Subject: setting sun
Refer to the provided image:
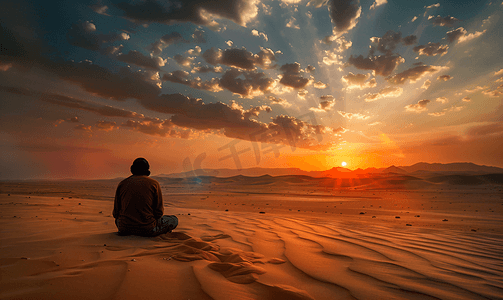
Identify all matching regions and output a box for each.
[341,162,347,167]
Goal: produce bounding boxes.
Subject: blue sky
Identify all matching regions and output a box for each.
[1,0,502,179]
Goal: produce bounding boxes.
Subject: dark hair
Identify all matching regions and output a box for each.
[130,157,150,176]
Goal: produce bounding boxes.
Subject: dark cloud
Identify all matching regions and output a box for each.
[219,68,275,97]
[137,93,340,149]
[328,0,361,36]
[429,15,459,27]
[202,47,277,70]
[369,31,417,56]
[387,65,442,85]
[310,95,335,112]
[117,50,164,70]
[162,70,222,92]
[192,29,206,43]
[173,54,196,67]
[267,96,291,107]
[341,72,376,89]
[405,99,430,113]
[402,35,417,45]
[89,4,110,16]
[348,54,405,77]
[413,42,448,56]
[121,119,186,137]
[147,32,186,55]
[114,0,259,27]
[191,65,223,73]
[39,92,150,120]
[279,62,311,89]
[74,124,92,132]
[465,122,503,137]
[437,75,452,81]
[67,21,129,51]
[95,121,117,131]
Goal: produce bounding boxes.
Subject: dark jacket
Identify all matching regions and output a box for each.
[113,175,163,231]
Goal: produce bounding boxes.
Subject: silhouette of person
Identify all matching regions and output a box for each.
[113,158,178,236]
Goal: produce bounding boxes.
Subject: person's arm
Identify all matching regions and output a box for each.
[153,182,164,219]
[113,185,121,219]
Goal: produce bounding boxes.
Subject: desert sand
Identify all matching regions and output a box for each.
[1,177,502,300]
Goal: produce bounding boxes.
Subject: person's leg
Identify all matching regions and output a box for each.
[151,215,178,236]
[115,218,131,236]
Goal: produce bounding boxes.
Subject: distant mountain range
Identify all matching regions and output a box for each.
[157,162,503,179]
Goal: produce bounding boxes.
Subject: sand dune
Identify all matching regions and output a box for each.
[1,179,502,299]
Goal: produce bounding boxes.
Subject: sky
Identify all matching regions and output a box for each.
[1,0,502,180]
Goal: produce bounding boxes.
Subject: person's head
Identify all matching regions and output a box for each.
[130,157,150,176]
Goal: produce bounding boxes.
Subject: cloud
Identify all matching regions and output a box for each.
[413,42,449,56]
[147,32,186,55]
[310,95,335,112]
[437,75,452,81]
[138,93,340,149]
[192,29,206,43]
[37,91,151,120]
[421,79,431,90]
[219,68,275,97]
[405,99,430,113]
[465,86,486,93]
[226,40,233,47]
[66,21,129,51]
[121,119,192,138]
[55,62,161,101]
[428,105,465,116]
[114,0,259,28]
[428,111,445,117]
[95,121,117,131]
[446,27,486,44]
[465,122,503,137]
[54,116,80,127]
[327,0,361,38]
[74,124,92,132]
[322,50,343,66]
[173,54,196,67]
[369,31,417,56]
[279,62,312,89]
[363,86,403,102]
[191,65,223,73]
[462,96,471,102]
[162,70,222,92]
[436,97,448,103]
[116,50,165,70]
[494,69,503,76]
[337,111,371,120]
[482,84,503,97]
[90,4,110,16]
[305,65,316,73]
[297,89,308,100]
[313,81,328,89]
[369,0,387,10]
[202,47,277,70]
[348,54,405,77]
[341,72,376,89]
[323,37,353,55]
[267,96,291,107]
[286,16,300,29]
[411,16,418,22]
[387,64,444,85]
[251,29,268,41]
[428,15,459,27]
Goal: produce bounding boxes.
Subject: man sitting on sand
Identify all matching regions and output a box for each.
[113,158,178,237]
